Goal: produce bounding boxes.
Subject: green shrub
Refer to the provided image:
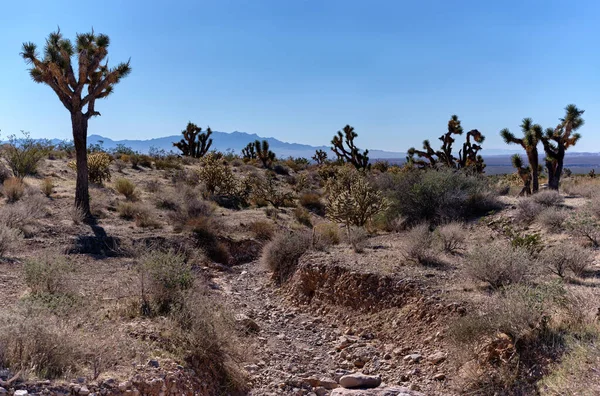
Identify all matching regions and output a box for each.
[2,132,48,178]
[138,250,193,315]
[68,152,112,184]
[378,167,499,225]
[24,255,73,295]
[262,231,311,284]
[114,178,137,200]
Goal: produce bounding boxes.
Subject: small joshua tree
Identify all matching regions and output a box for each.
[312,149,328,165]
[21,29,131,217]
[241,142,257,161]
[173,122,212,158]
[254,140,276,169]
[331,125,370,170]
[511,154,532,197]
[541,104,584,190]
[501,118,542,193]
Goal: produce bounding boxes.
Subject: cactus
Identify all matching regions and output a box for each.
[254,140,276,168]
[407,115,485,173]
[331,125,370,170]
[241,142,257,161]
[312,149,328,165]
[173,122,213,158]
[68,152,112,185]
[511,154,532,197]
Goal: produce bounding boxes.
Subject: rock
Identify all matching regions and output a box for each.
[14,391,28,396]
[427,352,446,365]
[79,386,90,395]
[402,354,422,363]
[0,388,6,395]
[433,373,446,381]
[148,359,160,368]
[331,386,425,395]
[339,373,381,389]
[235,314,260,333]
[118,382,128,392]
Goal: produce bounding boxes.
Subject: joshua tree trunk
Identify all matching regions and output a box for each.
[527,151,539,193]
[72,113,90,216]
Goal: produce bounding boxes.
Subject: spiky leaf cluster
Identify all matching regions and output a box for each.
[312,149,328,165]
[68,152,112,184]
[173,122,213,158]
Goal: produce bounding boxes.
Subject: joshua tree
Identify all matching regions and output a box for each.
[500,118,542,193]
[511,154,532,196]
[541,104,584,190]
[241,142,257,161]
[312,149,328,165]
[173,122,212,158]
[331,125,370,170]
[407,115,485,173]
[21,29,131,217]
[254,140,276,168]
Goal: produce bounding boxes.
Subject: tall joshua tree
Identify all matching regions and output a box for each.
[173,122,212,158]
[331,125,370,170]
[500,118,542,193]
[21,29,131,217]
[541,105,584,190]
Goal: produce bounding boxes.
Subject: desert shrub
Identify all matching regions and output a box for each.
[249,220,275,241]
[189,216,230,264]
[0,162,11,184]
[435,222,466,254]
[155,192,179,211]
[2,132,48,178]
[262,230,311,284]
[0,224,20,258]
[294,206,312,227]
[532,190,564,207]
[249,173,294,208]
[290,173,309,193]
[378,167,499,225]
[155,158,182,170]
[198,154,237,195]
[169,292,246,393]
[347,226,368,253]
[464,242,533,289]
[0,313,77,379]
[169,195,214,232]
[68,152,112,184]
[134,206,162,229]
[138,154,153,168]
[114,178,137,200]
[138,250,192,315]
[503,226,543,255]
[0,195,45,237]
[24,255,73,295]
[537,207,567,233]
[299,192,325,215]
[566,212,600,248]
[2,177,25,203]
[514,198,544,224]
[312,223,341,251]
[117,201,139,220]
[70,205,87,224]
[145,179,161,193]
[540,243,594,278]
[326,165,387,227]
[114,159,126,172]
[402,223,434,264]
[41,177,54,197]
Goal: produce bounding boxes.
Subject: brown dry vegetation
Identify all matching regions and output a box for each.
[1,148,600,396]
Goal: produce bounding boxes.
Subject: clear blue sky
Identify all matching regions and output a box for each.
[0,0,598,152]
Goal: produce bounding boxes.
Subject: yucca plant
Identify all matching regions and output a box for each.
[21,29,131,217]
[501,118,542,193]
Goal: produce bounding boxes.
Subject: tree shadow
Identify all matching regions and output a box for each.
[67,218,122,258]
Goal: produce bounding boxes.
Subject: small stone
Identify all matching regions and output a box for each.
[235,314,260,333]
[433,373,446,381]
[148,359,160,368]
[79,386,90,396]
[15,391,28,396]
[428,352,446,365]
[403,354,422,363]
[118,382,128,392]
[0,388,7,395]
[339,373,382,389]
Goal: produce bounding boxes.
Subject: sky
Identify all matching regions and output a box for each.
[0,0,599,152]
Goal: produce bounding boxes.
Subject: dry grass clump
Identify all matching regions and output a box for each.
[293,206,313,227]
[169,195,214,232]
[23,254,73,295]
[540,243,594,278]
[117,202,160,228]
[2,177,25,203]
[114,178,137,200]
[515,198,544,224]
[0,194,45,237]
[155,191,180,211]
[117,201,139,220]
[537,207,568,233]
[145,179,161,193]
[70,205,87,224]
[312,223,341,251]
[402,223,435,264]
[248,220,275,241]
[0,224,20,258]
[299,192,325,216]
[562,178,600,198]
[435,222,466,254]
[464,241,533,289]
[0,311,77,379]
[262,230,311,284]
[532,190,564,207]
[41,177,54,197]
[189,216,230,265]
[346,226,368,253]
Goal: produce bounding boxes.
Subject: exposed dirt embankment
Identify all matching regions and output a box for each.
[286,252,423,310]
